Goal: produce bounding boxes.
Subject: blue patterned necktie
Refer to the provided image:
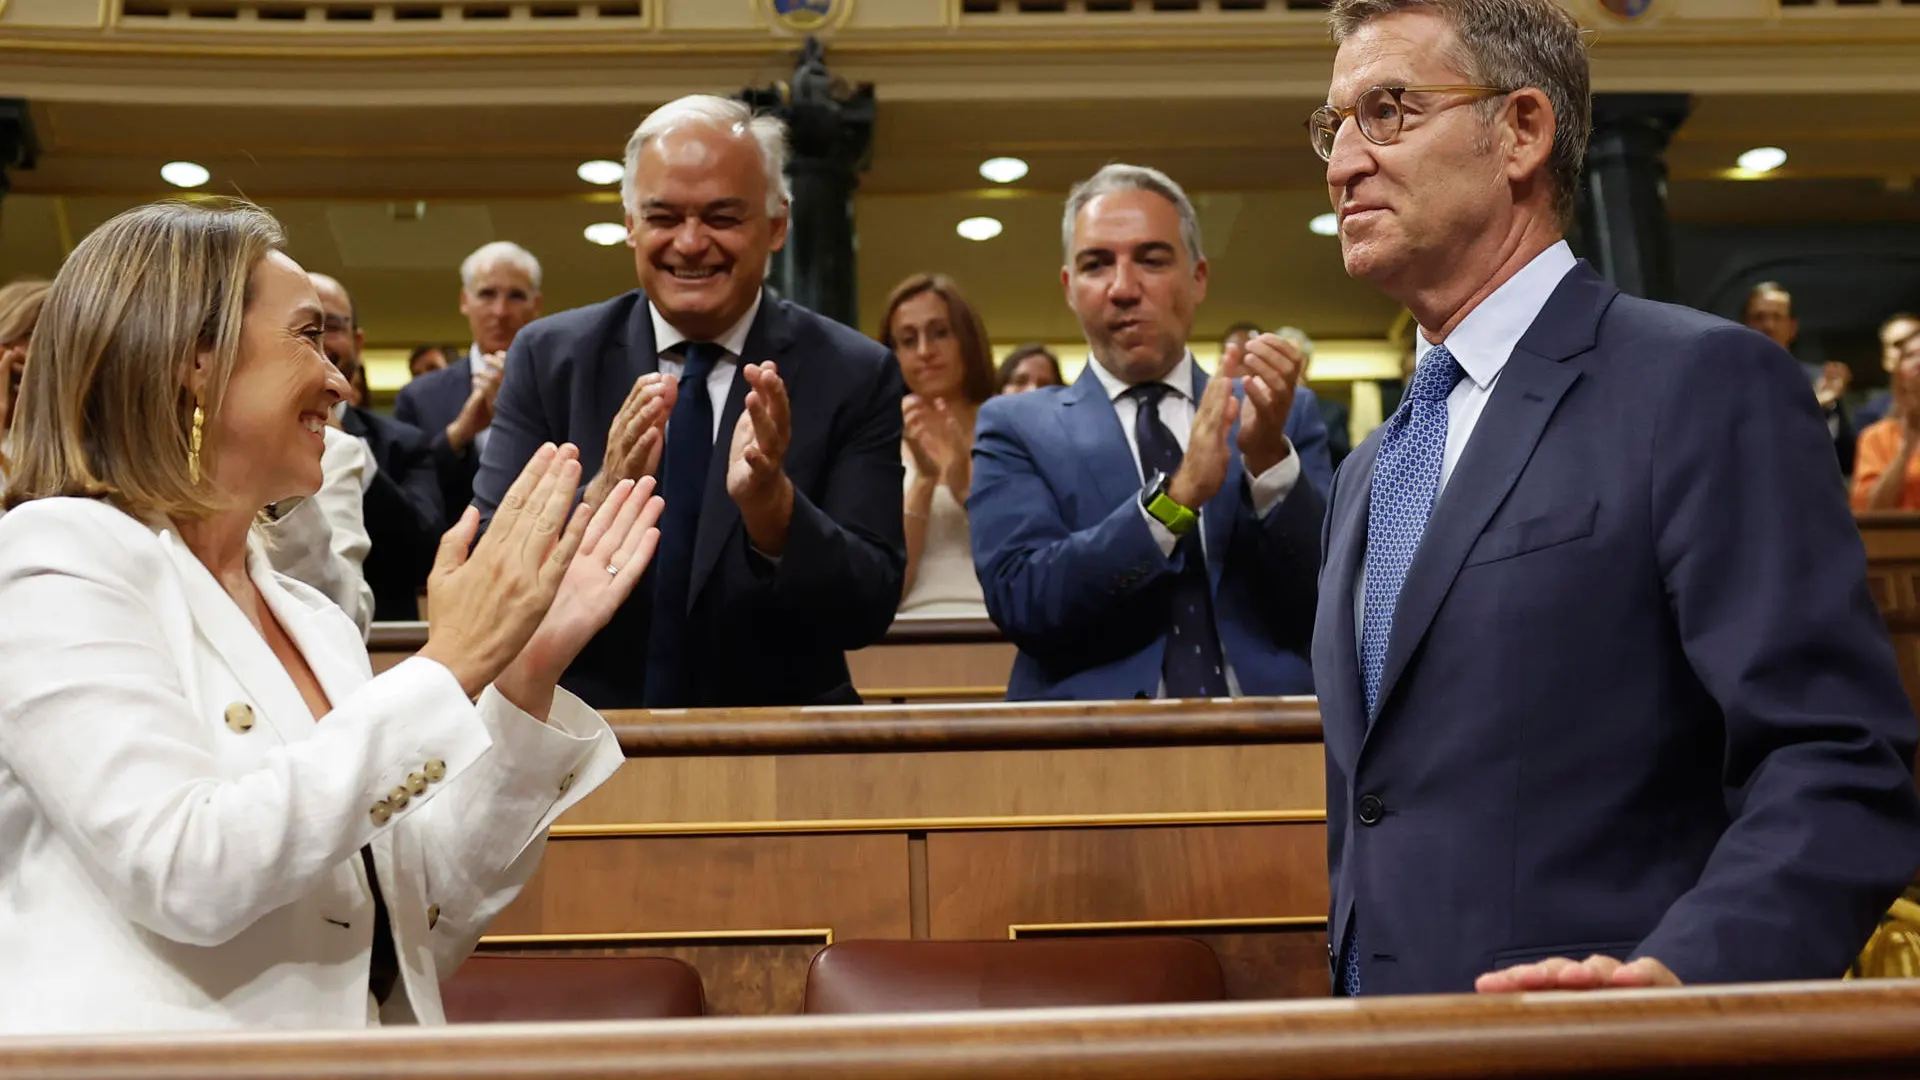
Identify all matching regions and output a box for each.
[1126,382,1226,698]
[643,341,721,708]
[1343,343,1462,997]
[1359,344,1464,717]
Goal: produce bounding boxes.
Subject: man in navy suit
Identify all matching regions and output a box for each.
[970,164,1331,701]
[310,273,446,621]
[394,241,543,527]
[472,95,904,709]
[1312,0,1920,996]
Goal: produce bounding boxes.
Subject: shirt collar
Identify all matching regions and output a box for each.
[1087,350,1197,404]
[650,291,763,361]
[1415,240,1577,391]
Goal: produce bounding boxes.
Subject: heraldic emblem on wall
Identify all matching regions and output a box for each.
[762,0,854,33]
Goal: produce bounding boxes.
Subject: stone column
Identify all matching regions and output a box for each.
[0,99,37,206]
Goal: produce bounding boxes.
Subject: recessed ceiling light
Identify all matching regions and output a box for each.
[583,222,628,246]
[979,157,1029,184]
[160,161,210,188]
[1309,212,1339,237]
[1736,146,1787,173]
[956,216,1004,242]
[576,159,624,186]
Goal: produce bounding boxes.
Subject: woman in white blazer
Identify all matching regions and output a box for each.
[0,201,667,1034]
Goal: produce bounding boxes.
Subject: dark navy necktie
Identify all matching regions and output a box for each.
[1342,342,1465,996]
[643,340,721,708]
[1126,382,1226,699]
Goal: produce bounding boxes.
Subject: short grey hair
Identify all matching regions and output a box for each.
[621,94,792,219]
[1329,0,1591,227]
[460,241,542,292]
[1061,164,1204,265]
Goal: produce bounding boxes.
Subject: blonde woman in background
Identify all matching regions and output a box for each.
[878,273,996,617]
[0,200,664,1033]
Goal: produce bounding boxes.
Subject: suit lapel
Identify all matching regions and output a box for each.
[1321,432,1380,742]
[1060,365,1139,521]
[689,292,792,609]
[1366,262,1615,725]
[155,529,316,746]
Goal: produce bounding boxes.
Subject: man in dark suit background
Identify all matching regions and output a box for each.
[394,240,544,526]
[311,273,446,621]
[1743,281,1855,475]
[1312,0,1920,997]
[970,164,1330,701]
[473,94,905,709]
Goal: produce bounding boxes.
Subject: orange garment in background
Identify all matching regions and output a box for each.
[1851,418,1920,510]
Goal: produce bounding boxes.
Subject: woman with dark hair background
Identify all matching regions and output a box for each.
[995,342,1063,395]
[877,273,995,617]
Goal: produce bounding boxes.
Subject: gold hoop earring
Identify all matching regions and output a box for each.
[188,405,205,484]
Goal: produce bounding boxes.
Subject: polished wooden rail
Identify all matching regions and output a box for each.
[366,615,1006,652]
[6,981,1920,1079]
[602,697,1324,756]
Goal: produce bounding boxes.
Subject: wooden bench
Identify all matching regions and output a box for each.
[479,696,1328,1015]
[367,615,1015,703]
[7,981,1920,1078]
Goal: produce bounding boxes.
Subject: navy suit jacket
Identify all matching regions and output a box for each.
[471,289,906,708]
[339,406,443,621]
[971,362,1331,700]
[1315,261,1920,995]
[393,355,479,529]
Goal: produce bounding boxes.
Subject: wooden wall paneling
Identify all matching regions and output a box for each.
[554,743,1324,829]
[845,641,1017,701]
[924,823,1327,935]
[472,943,823,1017]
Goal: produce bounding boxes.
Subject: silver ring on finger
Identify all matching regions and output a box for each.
[605,563,620,576]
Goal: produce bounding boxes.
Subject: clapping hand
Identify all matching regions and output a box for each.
[419,443,589,699]
[1166,354,1241,510]
[495,475,666,719]
[1233,332,1305,476]
[903,394,970,498]
[727,361,796,555]
[586,372,673,509]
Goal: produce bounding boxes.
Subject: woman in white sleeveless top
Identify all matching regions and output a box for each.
[877,274,996,617]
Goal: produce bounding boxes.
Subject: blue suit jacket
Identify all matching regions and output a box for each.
[393,356,480,529]
[971,362,1331,700]
[470,289,906,708]
[1315,261,1920,995]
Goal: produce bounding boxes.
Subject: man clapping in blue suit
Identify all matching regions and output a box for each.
[970,164,1332,701]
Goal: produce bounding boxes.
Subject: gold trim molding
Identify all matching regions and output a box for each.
[478,927,834,948]
[547,809,1328,839]
[1009,916,1327,939]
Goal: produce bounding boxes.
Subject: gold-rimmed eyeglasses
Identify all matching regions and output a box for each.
[1306,85,1514,161]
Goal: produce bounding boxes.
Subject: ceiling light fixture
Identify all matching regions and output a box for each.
[576,159,624,185]
[583,222,628,246]
[160,161,211,189]
[1309,212,1339,237]
[956,216,1004,242]
[978,157,1030,184]
[1736,146,1787,174]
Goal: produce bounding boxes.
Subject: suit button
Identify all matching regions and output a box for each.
[406,772,429,796]
[1356,794,1385,826]
[423,759,447,783]
[427,904,442,930]
[369,802,392,826]
[558,771,576,795]
[224,702,255,733]
[387,785,411,810]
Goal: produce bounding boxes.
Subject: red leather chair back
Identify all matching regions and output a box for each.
[441,955,706,1022]
[802,937,1226,1014]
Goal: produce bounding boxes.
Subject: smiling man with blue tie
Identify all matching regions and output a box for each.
[1314,0,1920,997]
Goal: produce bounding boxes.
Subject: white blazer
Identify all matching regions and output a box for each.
[0,497,624,1034]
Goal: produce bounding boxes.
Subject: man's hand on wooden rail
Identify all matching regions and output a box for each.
[1474,954,1680,993]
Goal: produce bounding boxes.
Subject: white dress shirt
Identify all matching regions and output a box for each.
[1352,240,1578,641]
[1084,352,1301,556]
[651,293,762,441]
[1086,351,1303,697]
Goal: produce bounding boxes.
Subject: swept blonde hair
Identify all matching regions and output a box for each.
[5,200,285,519]
[0,278,51,471]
